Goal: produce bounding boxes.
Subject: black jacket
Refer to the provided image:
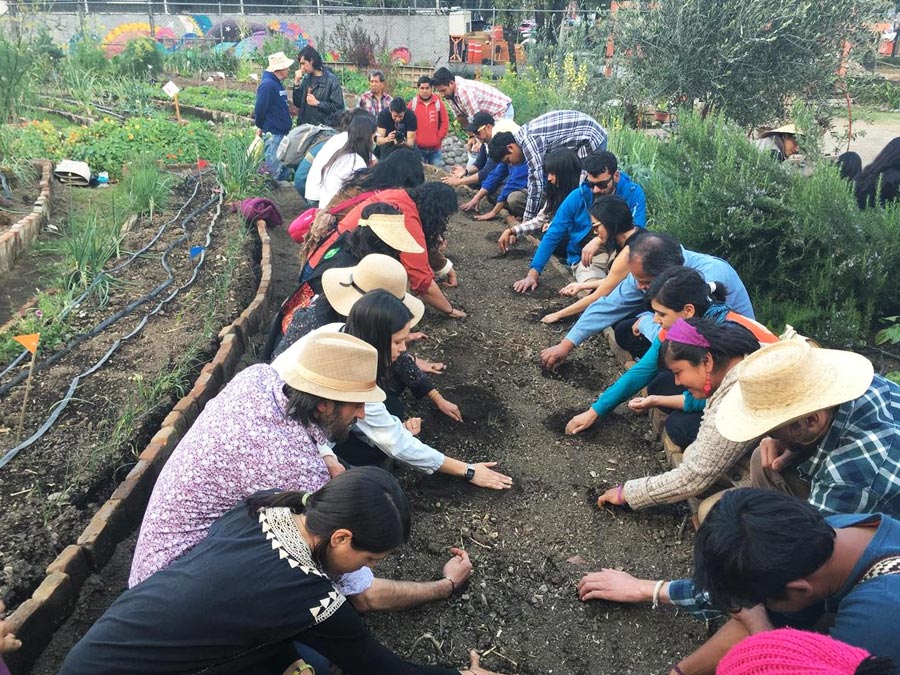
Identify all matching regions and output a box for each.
[293,68,345,126]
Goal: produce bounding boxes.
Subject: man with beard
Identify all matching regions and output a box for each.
[129,332,472,613]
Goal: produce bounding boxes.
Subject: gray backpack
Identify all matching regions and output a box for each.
[277,124,335,167]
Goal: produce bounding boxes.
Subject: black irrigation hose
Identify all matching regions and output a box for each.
[0,171,210,383]
[0,184,224,470]
[38,94,126,121]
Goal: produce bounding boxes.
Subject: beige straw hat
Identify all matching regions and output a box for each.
[358,213,424,254]
[274,331,386,403]
[715,340,873,442]
[266,51,294,72]
[321,254,425,326]
[759,123,798,138]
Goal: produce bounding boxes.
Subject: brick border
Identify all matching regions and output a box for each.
[3,219,274,674]
[0,160,53,274]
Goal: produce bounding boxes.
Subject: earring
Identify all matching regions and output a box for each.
[703,374,712,395]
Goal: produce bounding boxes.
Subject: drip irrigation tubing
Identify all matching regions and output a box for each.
[38,94,126,121]
[0,171,209,384]
[0,184,224,470]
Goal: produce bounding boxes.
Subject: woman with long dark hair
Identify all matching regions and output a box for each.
[565,266,776,446]
[306,115,376,208]
[497,147,582,253]
[855,137,900,208]
[323,146,426,215]
[61,468,510,675]
[274,291,510,488]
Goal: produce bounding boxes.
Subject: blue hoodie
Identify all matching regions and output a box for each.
[529,170,647,274]
[254,71,292,135]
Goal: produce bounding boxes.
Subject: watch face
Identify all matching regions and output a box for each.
[465,465,475,480]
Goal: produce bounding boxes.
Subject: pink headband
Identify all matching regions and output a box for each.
[665,319,710,348]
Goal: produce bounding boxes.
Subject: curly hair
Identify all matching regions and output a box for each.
[407,182,458,250]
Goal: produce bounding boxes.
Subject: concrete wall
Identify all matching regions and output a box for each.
[29,12,452,65]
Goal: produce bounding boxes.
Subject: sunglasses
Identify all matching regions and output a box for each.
[587,176,614,190]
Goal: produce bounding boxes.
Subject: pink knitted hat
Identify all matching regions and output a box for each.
[717,629,872,675]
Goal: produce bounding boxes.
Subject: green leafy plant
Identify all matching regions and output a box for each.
[876,316,900,345]
[114,37,164,78]
[127,154,172,216]
[215,130,269,199]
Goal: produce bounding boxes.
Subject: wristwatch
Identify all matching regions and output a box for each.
[464,464,476,481]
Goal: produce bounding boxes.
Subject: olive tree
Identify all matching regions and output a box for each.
[613,0,887,127]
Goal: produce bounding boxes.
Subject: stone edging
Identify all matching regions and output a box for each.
[3,218,274,674]
[0,161,53,274]
[153,99,253,125]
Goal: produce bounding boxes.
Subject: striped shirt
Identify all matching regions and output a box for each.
[444,76,511,121]
[800,374,900,516]
[515,111,608,220]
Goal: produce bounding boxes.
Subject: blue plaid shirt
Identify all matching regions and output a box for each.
[515,110,608,220]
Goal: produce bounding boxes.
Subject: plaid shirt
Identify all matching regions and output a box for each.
[358,91,393,117]
[799,374,900,516]
[445,76,511,121]
[515,111,608,220]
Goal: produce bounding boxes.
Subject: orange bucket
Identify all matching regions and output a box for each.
[467,41,483,64]
[491,25,504,41]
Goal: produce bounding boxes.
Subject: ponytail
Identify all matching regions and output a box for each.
[649,266,729,317]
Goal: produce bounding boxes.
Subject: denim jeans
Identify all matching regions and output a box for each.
[263,132,291,181]
[418,148,444,167]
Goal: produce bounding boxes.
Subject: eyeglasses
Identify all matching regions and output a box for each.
[587,176,614,191]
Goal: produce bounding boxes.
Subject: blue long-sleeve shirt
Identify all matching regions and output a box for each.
[565,248,754,346]
[482,161,529,203]
[254,71,292,135]
[615,171,647,227]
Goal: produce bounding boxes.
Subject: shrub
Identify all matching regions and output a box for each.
[611,111,900,346]
[114,37,164,78]
[68,35,109,74]
[0,32,36,122]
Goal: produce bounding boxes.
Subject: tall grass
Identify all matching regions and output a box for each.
[128,155,172,217]
[53,211,123,304]
[216,131,269,200]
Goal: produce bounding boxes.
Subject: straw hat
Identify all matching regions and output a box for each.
[266,51,294,72]
[759,123,798,138]
[715,340,873,442]
[321,254,425,326]
[274,331,386,403]
[358,213,424,254]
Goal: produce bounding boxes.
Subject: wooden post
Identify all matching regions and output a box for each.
[174,93,182,122]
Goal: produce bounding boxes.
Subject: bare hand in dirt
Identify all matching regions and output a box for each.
[449,165,467,179]
[580,236,603,267]
[627,396,657,413]
[0,600,22,654]
[596,485,627,508]
[306,92,319,107]
[323,455,346,479]
[470,462,513,490]
[498,229,517,253]
[460,197,480,212]
[565,409,598,435]
[461,649,515,675]
[540,342,572,371]
[442,547,472,591]
[558,281,586,297]
[443,175,463,187]
[474,210,500,221]
[447,307,467,319]
[540,312,560,324]
[408,331,427,342]
[512,275,538,293]
[759,437,794,472]
[443,269,459,287]
[577,568,655,603]
[404,417,423,436]
[416,358,446,374]
[436,397,463,422]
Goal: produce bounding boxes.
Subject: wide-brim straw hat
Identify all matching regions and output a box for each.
[266,51,294,72]
[274,331,386,403]
[321,253,425,326]
[759,123,798,138]
[715,340,873,442]
[359,213,424,254]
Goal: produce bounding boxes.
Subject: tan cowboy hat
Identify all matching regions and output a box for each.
[358,213,424,254]
[266,51,294,72]
[273,331,386,403]
[715,340,873,443]
[759,123,798,138]
[321,254,425,326]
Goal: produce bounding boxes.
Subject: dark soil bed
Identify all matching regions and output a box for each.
[0,170,257,617]
[30,188,708,674]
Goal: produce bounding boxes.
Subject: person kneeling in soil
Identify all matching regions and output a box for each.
[273,291,511,489]
[63,468,511,675]
[591,318,763,511]
[275,254,463,423]
[130,331,472,620]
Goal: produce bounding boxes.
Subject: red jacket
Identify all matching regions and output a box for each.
[409,96,449,151]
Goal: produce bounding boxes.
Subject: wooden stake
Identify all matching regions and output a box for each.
[15,347,38,444]
[174,93,182,123]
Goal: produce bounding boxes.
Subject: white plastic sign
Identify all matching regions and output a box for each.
[162,81,181,99]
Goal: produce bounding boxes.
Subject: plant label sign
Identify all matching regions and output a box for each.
[163,81,181,99]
